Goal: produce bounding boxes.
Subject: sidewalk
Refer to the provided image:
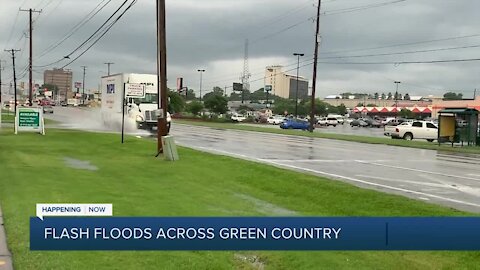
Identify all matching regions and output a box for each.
[0,205,13,270]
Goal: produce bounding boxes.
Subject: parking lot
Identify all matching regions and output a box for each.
[240,122,386,138]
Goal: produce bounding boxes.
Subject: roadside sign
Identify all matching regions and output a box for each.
[44,91,52,97]
[233,83,243,92]
[75,82,82,88]
[125,83,146,98]
[15,107,45,135]
[265,85,272,92]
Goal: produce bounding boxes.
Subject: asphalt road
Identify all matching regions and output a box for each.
[45,107,480,213]
[172,124,480,213]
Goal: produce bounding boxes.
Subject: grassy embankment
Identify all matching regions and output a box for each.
[0,129,479,269]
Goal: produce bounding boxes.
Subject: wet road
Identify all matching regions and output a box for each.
[45,107,480,213]
[172,124,480,213]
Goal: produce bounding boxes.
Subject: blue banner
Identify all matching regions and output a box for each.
[30,217,480,250]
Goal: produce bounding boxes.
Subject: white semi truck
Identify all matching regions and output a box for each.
[101,73,168,131]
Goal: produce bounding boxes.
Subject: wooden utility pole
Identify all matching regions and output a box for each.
[0,60,4,105]
[20,8,42,106]
[309,0,322,132]
[156,0,168,154]
[81,66,87,104]
[4,49,20,114]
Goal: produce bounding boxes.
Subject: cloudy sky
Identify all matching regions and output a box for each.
[1,0,480,98]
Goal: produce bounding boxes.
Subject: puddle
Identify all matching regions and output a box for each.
[63,157,98,171]
[234,253,265,270]
[235,194,297,216]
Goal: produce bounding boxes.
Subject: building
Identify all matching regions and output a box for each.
[432,96,480,118]
[43,68,73,101]
[265,66,309,99]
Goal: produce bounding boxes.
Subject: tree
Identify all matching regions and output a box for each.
[357,103,364,107]
[186,101,204,116]
[366,103,377,107]
[185,89,196,100]
[203,86,224,101]
[204,94,228,114]
[381,93,386,100]
[387,92,392,100]
[399,108,414,119]
[374,92,379,100]
[443,92,463,100]
[337,104,347,115]
[404,93,411,100]
[168,91,185,113]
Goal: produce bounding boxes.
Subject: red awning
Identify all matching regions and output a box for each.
[390,107,398,113]
[362,108,369,112]
[353,107,360,113]
[411,107,421,113]
[380,107,389,113]
[370,107,379,113]
[422,108,432,113]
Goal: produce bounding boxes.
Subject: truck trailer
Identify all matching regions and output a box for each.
[101,73,168,131]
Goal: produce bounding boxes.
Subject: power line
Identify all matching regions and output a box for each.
[36,0,113,59]
[60,0,138,68]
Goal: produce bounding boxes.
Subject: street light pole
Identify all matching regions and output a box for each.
[293,53,304,119]
[197,69,205,102]
[394,81,401,118]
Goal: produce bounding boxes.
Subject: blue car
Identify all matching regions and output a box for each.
[280,119,312,130]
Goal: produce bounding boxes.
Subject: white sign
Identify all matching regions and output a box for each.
[44,91,52,97]
[125,83,146,98]
[36,203,113,220]
[75,82,82,88]
[15,107,45,135]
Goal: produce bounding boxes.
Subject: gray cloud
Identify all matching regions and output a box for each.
[1,0,479,98]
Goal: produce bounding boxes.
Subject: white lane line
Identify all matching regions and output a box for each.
[355,160,480,182]
[267,159,433,163]
[355,175,450,189]
[181,144,480,209]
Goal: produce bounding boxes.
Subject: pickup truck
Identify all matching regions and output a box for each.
[391,121,438,141]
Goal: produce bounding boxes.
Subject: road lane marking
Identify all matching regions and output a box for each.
[182,144,480,209]
[355,160,480,182]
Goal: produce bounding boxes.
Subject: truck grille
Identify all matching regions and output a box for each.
[144,110,157,122]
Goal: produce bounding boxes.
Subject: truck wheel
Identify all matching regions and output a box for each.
[403,133,413,141]
[426,139,434,142]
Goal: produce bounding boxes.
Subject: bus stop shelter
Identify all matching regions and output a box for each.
[438,108,479,146]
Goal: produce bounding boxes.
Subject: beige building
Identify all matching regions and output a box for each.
[432,96,480,118]
[265,66,309,99]
[44,68,73,101]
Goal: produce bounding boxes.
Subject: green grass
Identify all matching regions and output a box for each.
[0,129,479,269]
[175,119,480,154]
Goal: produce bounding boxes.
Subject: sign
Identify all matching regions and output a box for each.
[176,78,183,91]
[125,83,145,98]
[233,83,243,92]
[75,82,82,89]
[265,85,272,92]
[15,107,45,135]
[44,91,52,97]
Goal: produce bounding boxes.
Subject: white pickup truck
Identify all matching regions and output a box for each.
[231,114,247,122]
[391,121,438,141]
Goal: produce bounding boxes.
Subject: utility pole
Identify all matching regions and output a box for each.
[156,0,168,155]
[293,53,304,119]
[20,8,42,106]
[5,49,20,114]
[81,66,87,105]
[394,81,401,118]
[309,0,322,132]
[0,60,4,105]
[104,62,114,75]
[197,69,205,102]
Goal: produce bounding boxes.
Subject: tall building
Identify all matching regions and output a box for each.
[265,66,309,99]
[43,68,73,101]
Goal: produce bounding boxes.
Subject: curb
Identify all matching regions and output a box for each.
[0,205,13,270]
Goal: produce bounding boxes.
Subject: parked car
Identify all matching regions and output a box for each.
[350,119,369,127]
[267,116,285,125]
[364,118,383,128]
[317,117,328,126]
[391,121,438,141]
[231,114,246,122]
[42,105,54,114]
[326,117,339,127]
[60,101,68,107]
[280,119,311,130]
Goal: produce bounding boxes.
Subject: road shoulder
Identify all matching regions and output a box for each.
[0,205,13,270]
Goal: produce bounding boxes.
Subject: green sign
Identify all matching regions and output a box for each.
[19,110,40,127]
[15,107,45,135]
